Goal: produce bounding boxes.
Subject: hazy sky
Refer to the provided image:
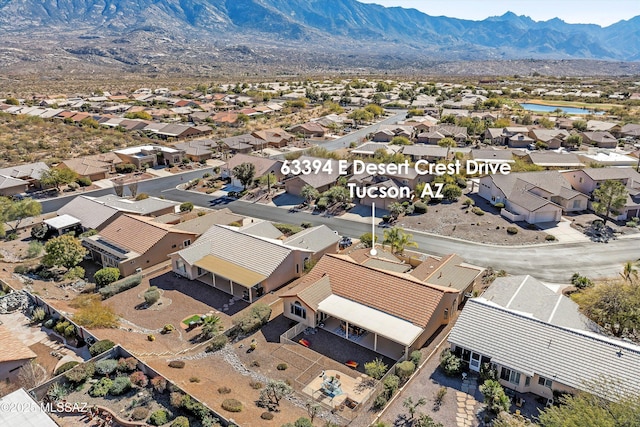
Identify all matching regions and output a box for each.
[356,1,640,26]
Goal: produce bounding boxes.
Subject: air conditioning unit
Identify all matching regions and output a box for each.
[135,268,142,273]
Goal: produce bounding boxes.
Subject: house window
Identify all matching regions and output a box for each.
[183,239,191,247]
[538,376,553,388]
[572,199,581,209]
[176,259,186,273]
[500,367,521,385]
[444,308,449,320]
[579,177,583,183]
[197,267,203,276]
[525,376,531,387]
[291,301,306,319]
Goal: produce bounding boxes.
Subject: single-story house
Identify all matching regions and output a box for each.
[284,157,348,197]
[289,122,328,138]
[470,149,516,165]
[0,325,37,382]
[618,123,640,139]
[56,152,123,181]
[401,144,448,162]
[529,129,570,150]
[0,175,28,196]
[114,145,185,168]
[222,153,284,188]
[0,161,49,189]
[252,128,295,148]
[351,142,400,158]
[57,196,122,230]
[507,133,535,149]
[479,171,589,224]
[84,214,198,277]
[417,125,467,145]
[449,296,640,402]
[219,135,262,154]
[43,214,82,236]
[91,194,179,217]
[525,152,584,169]
[282,225,340,261]
[170,225,313,302]
[174,139,217,162]
[281,254,460,359]
[580,131,618,148]
[562,168,640,220]
[0,388,58,427]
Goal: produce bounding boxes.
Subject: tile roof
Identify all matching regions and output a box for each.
[175,225,294,277]
[527,152,584,167]
[283,225,340,253]
[410,254,481,291]
[239,221,283,239]
[0,162,49,180]
[0,324,37,363]
[401,145,448,157]
[285,254,450,327]
[92,195,179,215]
[172,209,244,235]
[449,298,640,399]
[224,153,282,177]
[0,175,27,190]
[97,214,190,254]
[57,196,121,230]
[482,275,595,331]
[579,167,640,182]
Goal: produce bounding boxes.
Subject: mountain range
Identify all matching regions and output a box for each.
[1,0,639,75]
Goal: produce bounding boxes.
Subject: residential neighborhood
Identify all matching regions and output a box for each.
[1,72,640,427]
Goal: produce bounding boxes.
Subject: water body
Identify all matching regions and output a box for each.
[520,103,603,115]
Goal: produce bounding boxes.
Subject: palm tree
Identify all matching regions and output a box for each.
[621,261,639,283]
[200,315,223,340]
[382,227,418,255]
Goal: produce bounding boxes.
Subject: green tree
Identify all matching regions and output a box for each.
[364,358,388,380]
[382,227,418,254]
[300,184,320,205]
[415,414,444,427]
[258,172,277,190]
[259,380,293,406]
[442,184,462,201]
[592,180,628,226]
[479,379,510,414]
[572,120,588,131]
[365,103,384,118]
[390,136,412,145]
[359,232,377,248]
[5,97,19,105]
[389,202,405,221]
[233,162,256,190]
[438,137,457,158]
[40,168,78,191]
[93,267,120,287]
[200,315,223,340]
[179,202,194,212]
[1,197,42,233]
[492,411,532,427]
[348,109,374,125]
[565,134,582,149]
[43,235,87,269]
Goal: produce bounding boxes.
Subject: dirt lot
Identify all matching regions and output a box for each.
[397,193,552,245]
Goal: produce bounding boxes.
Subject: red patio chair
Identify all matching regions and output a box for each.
[345,360,359,369]
[299,338,310,347]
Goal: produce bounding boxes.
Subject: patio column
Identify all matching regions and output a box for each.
[212,273,216,288]
[404,346,409,359]
[374,333,378,352]
[230,280,234,297]
[249,287,253,303]
[345,321,349,340]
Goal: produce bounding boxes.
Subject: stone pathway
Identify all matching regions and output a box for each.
[455,376,479,427]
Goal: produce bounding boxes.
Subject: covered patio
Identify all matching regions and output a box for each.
[317,294,423,360]
[194,254,266,303]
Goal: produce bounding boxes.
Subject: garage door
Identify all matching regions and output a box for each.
[533,210,558,223]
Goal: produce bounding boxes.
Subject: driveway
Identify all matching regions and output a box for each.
[537,218,590,243]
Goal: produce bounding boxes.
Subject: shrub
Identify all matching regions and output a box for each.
[151,376,167,393]
[43,318,55,329]
[273,223,303,236]
[463,198,475,207]
[89,377,113,397]
[261,411,274,420]
[64,266,85,281]
[14,264,29,274]
[109,376,132,395]
[179,202,194,212]
[383,375,400,396]
[506,226,518,235]
[189,376,201,383]
[55,361,79,376]
[131,407,149,421]
[171,416,190,427]
[316,197,328,210]
[217,386,231,394]
[233,303,272,334]
[410,350,422,366]
[276,363,288,371]
[373,393,388,409]
[31,307,46,323]
[76,176,92,187]
[395,360,416,381]
[135,193,149,201]
[117,357,138,372]
[149,409,169,426]
[94,267,120,288]
[54,320,70,335]
[95,359,118,376]
[147,334,156,341]
[250,380,263,389]
[64,362,95,383]
[31,223,48,240]
[98,274,142,299]
[89,339,115,356]
[546,234,556,241]
[439,349,461,376]
[365,358,388,380]
[471,207,485,216]
[144,287,161,305]
[494,202,505,209]
[206,334,228,352]
[301,221,312,228]
[413,201,428,214]
[116,163,136,174]
[170,392,186,408]
[168,360,185,369]
[221,398,243,412]
[162,324,175,334]
[130,371,148,387]
[26,241,44,258]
